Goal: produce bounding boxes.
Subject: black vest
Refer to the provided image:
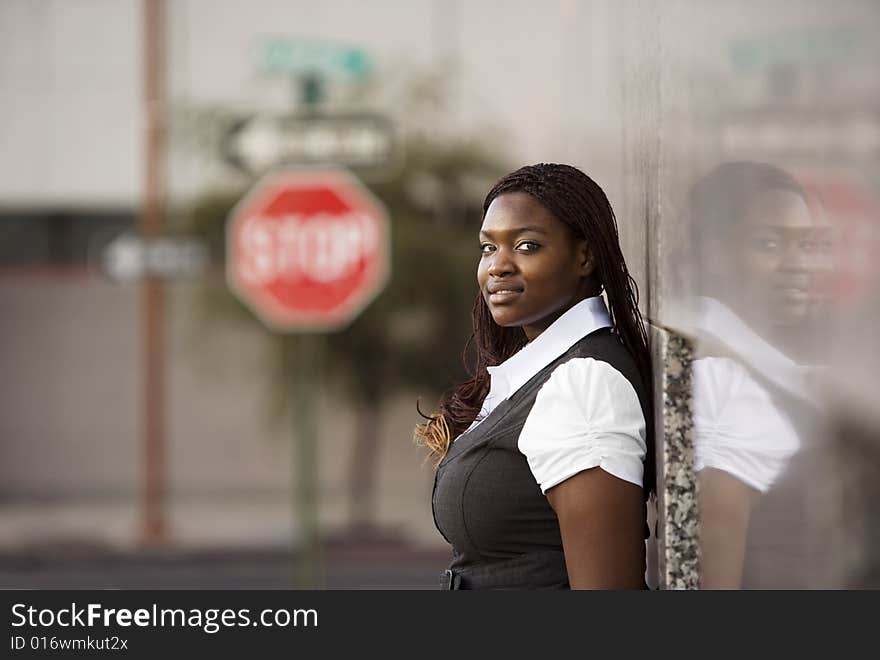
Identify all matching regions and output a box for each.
[432,328,650,589]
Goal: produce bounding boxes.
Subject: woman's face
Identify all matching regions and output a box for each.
[728,189,831,326]
[477,191,594,341]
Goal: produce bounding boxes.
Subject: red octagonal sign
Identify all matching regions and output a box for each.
[226,168,390,331]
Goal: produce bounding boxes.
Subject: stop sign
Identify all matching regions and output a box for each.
[226,168,390,330]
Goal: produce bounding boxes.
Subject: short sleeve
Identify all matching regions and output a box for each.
[518,358,647,494]
[692,357,800,493]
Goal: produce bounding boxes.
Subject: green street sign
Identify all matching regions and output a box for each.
[256,38,372,80]
[729,26,861,74]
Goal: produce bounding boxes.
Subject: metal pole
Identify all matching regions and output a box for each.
[290,334,323,587]
[140,0,167,545]
[289,72,325,587]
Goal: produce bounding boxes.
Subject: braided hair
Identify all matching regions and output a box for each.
[416,163,654,491]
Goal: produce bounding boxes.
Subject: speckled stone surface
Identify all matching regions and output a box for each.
[652,327,700,589]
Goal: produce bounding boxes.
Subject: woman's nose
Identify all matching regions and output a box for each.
[780,242,811,272]
[487,248,516,277]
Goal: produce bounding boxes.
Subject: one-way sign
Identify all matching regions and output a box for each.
[221,113,395,175]
[99,233,209,283]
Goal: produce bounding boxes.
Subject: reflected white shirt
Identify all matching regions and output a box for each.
[693,357,800,492]
[691,297,809,492]
[463,296,647,494]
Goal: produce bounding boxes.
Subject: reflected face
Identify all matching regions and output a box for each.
[477,192,593,341]
[734,189,832,324]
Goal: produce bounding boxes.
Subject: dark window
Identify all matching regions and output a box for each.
[0,210,136,265]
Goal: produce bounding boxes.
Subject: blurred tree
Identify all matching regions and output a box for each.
[173,75,508,537]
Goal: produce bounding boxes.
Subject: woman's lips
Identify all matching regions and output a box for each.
[488,289,523,304]
[782,287,807,296]
[775,286,810,302]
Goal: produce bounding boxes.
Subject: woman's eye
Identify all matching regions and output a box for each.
[480,243,495,254]
[752,237,779,252]
[516,241,540,252]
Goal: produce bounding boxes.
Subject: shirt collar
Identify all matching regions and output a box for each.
[693,296,815,403]
[485,295,611,400]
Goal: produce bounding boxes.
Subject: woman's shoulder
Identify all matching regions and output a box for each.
[545,355,634,393]
[520,356,648,493]
[566,329,640,371]
[692,356,754,410]
[556,330,644,395]
[538,356,644,419]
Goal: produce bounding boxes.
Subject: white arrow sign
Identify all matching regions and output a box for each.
[100,233,209,283]
[222,113,395,174]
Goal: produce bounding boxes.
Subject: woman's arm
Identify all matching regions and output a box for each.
[546,467,646,590]
[697,467,758,589]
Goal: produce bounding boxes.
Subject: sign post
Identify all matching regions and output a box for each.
[288,334,322,587]
[222,38,393,178]
[226,167,390,586]
[141,0,167,547]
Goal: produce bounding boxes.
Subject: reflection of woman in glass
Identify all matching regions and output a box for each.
[416,163,653,589]
[687,162,830,588]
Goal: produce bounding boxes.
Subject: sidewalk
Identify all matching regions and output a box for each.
[0,496,449,589]
[0,537,449,589]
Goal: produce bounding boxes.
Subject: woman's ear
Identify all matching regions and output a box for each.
[578,241,596,277]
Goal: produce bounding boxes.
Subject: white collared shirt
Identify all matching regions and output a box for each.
[689,297,810,492]
[464,296,648,493]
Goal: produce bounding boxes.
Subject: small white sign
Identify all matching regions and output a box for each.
[101,233,209,283]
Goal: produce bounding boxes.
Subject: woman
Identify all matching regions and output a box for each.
[416,163,654,589]
[685,161,829,588]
